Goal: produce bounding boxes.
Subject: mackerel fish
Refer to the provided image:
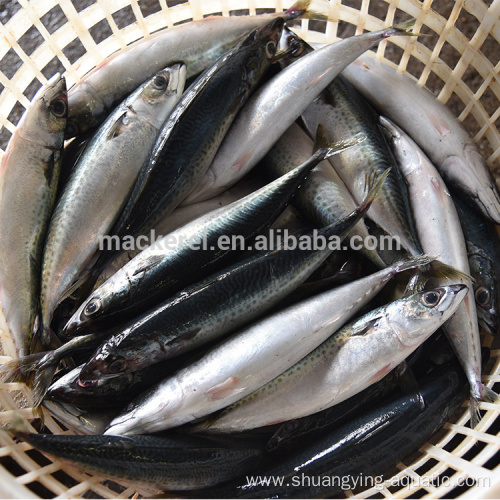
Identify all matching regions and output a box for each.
[0,74,67,357]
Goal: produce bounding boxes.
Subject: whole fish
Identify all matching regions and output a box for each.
[103,254,434,436]
[66,0,318,137]
[265,330,456,453]
[382,117,498,426]
[202,284,467,432]
[78,172,384,383]
[261,122,386,268]
[0,74,67,357]
[196,355,470,499]
[63,145,352,339]
[301,74,421,257]
[39,65,186,348]
[342,54,500,224]
[452,192,500,335]
[183,20,417,204]
[7,417,265,491]
[96,17,285,254]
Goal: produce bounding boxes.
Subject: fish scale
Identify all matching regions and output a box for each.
[382,116,498,427]
[39,65,187,347]
[261,121,386,267]
[203,284,467,432]
[78,179,381,382]
[103,254,434,436]
[0,74,67,357]
[63,146,343,339]
[105,18,284,253]
[301,75,421,258]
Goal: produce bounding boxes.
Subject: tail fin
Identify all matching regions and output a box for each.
[4,414,31,441]
[469,384,498,428]
[0,352,45,384]
[283,0,330,22]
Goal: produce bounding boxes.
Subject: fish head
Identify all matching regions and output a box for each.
[65,80,106,138]
[278,26,310,63]
[133,63,187,130]
[20,74,67,148]
[474,283,499,335]
[104,378,185,436]
[62,281,118,337]
[237,17,284,90]
[45,365,83,404]
[390,284,468,347]
[441,150,500,225]
[78,329,148,382]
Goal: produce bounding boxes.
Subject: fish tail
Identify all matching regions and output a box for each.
[283,0,330,22]
[392,254,436,275]
[429,260,474,284]
[4,414,32,441]
[469,396,481,428]
[321,133,366,163]
[359,167,390,212]
[381,18,428,39]
[0,352,45,384]
[480,384,499,404]
[468,385,497,428]
[32,364,58,408]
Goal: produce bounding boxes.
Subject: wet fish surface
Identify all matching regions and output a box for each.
[342,54,500,224]
[0,74,67,357]
[39,65,186,348]
[103,254,433,436]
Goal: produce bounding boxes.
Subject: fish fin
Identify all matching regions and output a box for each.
[351,317,380,337]
[32,364,59,408]
[32,405,45,426]
[0,352,46,384]
[106,111,130,140]
[5,414,31,440]
[392,254,436,274]
[359,168,390,211]
[313,124,329,152]
[403,272,427,297]
[394,361,426,411]
[131,254,164,277]
[469,397,481,428]
[284,0,330,22]
[481,384,499,404]
[389,18,429,37]
[31,324,62,355]
[266,420,300,452]
[312,124,366,162]
[58,273,91,305]
[165,328,202,350]
[429,260,474,284]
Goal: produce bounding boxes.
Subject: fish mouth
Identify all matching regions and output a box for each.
[478,311,500,336]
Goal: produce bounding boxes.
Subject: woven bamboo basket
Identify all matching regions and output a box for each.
[0,0,499,498]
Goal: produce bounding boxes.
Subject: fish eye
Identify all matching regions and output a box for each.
[50,98,67,117]
[153,74,169,90]
[475,286,491,306]
[266,41,277,57]
[84,298,101,316]
[420,290,441,307]
[109,357,126,373]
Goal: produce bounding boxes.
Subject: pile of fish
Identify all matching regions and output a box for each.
[1,2,499,496]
